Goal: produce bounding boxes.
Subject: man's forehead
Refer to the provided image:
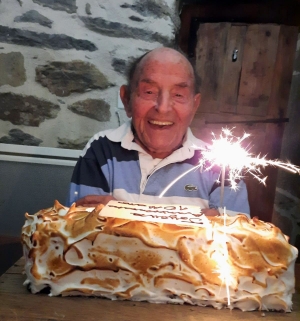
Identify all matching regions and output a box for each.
[142,52,191,70]
[138,57,193,80]
[130,48,196,91]
[143,47,188,62]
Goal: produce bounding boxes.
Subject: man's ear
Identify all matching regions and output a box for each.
[192,93,201,116]
[120,85,132,118]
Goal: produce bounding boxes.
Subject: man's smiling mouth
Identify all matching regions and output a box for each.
[149,120,173,126]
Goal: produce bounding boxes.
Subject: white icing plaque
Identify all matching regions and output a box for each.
[100,201,209,226]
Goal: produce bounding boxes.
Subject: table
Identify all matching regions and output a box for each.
[0,258,299,321]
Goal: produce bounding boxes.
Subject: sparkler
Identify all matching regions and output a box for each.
[213,207,232,306]
[211,207,232,306]
[159,127,300,308]
[222,209,231,307]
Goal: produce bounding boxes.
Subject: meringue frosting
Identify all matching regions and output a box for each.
[21,200,298,311]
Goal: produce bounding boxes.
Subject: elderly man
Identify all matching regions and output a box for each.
[68,47,250,217]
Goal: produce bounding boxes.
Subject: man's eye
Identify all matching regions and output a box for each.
[173,92,188,102]
[174,93,185,98]
[140,89,158,100]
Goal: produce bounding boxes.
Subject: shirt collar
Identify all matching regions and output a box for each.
[106,120,208,157]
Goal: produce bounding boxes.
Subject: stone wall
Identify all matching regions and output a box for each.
[0,0,179,149]
[273,34,300,258]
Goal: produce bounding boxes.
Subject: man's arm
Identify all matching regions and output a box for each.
[201,208,219,216]
[67,155,111,206]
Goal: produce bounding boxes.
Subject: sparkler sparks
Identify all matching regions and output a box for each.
[159,128,300,197]
[199,128,300,188]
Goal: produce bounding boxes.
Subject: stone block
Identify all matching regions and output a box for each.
[57,137,89,150]
[121,0,180,30]
[68,98,111,121]
[85,3,91,15]
[0,129,42,146]
[0,52,26,87]
[36,61,113,97]
[14,10,53,28]
[80,16,173,46]
[33,0,77,14]
[112,58,128,74]
[0,26,97,51]
[0,93,60,126]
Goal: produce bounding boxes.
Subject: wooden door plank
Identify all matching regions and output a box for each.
[220,24,247,113]
[195,23,229,114]
[245,25,298,222]
[191,114,265,148]
[268,25,299,117]
[237,24,280,116]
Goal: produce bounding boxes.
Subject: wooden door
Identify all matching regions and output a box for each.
[191,23,298,222]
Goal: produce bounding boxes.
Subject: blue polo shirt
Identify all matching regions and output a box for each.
[68,121,250,217]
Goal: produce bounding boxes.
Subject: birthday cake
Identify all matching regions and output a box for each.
[21,200,298,312]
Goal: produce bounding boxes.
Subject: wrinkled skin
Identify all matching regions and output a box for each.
[120,47,200,159]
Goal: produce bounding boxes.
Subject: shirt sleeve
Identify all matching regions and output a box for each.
[67,153,110,206]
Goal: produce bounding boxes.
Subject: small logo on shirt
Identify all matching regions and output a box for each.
[184,184,198,192]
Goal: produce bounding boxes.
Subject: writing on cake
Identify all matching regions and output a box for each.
[102,201,208,226]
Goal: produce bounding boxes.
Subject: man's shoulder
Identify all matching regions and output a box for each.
[81,122,132,157]
[80,129,113,157]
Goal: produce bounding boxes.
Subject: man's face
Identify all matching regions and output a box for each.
[121,50,200,159]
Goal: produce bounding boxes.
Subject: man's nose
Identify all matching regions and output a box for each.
[155,92,172,113]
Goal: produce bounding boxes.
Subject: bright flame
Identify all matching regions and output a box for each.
[203,130,250,170]
[159,128,300,197]
[199,128,300,188]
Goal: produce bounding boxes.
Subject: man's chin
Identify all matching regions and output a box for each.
[146,143,180,158]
